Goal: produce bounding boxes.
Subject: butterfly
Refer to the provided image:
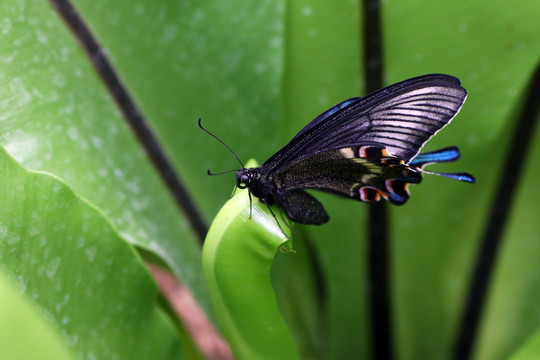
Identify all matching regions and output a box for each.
[201,74,475,226]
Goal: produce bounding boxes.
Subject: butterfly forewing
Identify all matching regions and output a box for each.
[263,74,467,174]
[356,86,467,161]
[290,97,361,142]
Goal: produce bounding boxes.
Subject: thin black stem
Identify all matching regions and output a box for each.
[363,0,384,94]
[367,202,392,360]
[49,0,208,243]
[362,0,393,359]
[453,63,540,359]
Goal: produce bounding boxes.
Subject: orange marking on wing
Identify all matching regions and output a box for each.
[359,186,387,202]
[358,146,370,158]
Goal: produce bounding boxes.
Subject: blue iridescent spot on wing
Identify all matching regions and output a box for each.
[410,147,475,183]
[438,172,475,182]
[410,146,460,167]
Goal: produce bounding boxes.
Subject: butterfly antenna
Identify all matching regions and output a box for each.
[198,118,245,169]
[207,169,238,176]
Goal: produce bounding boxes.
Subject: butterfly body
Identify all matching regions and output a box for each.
[236,145,426,224]
[220,74,475,226]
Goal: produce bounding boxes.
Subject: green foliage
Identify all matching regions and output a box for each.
[0,0,539,359]
[0,147,184,358]
[509,329,540,360]
[0,271,74,360]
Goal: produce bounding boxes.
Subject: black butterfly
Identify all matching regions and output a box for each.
[201,74,475,226]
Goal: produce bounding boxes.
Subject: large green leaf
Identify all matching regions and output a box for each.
[509,328,540,360]
[0,271,74,360]
[0,147,186,358]
[0,0,283,357]
[0,0,208,309]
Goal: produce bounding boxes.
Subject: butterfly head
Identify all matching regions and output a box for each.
[235,168,260,190]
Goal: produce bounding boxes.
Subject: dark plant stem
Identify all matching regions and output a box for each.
[49,0,208,243]
[453,63,540,359]
[362,0,393,359]
[363,0,384,94]
[367,202,392,360]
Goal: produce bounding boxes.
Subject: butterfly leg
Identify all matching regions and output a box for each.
[264,202,292,240]
[248,190,253,219]
[277,205,296,234]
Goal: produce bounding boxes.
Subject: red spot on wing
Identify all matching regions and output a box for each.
[359,186,388,202]
[358,146,390,159]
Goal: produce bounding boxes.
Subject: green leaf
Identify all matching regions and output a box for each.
[508,328,540,360]
[0,0,211,312]
[0,147,186,359]
[202,160,299,360]
[473,105,540,359]
[68,0,286,223]
[0,271,75,360]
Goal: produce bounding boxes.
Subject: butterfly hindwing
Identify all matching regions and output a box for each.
[275,189,329,225]
[273,146,422,207]
[409,146,461,167]
[409,147,476,183]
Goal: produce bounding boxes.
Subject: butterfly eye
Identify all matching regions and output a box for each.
[236,174,250,189]
[240,174,249,185]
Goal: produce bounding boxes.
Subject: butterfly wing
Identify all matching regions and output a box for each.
[273,146,422,212]
[290,97,361,142]
[276,189,330,225]
[263,74,467,172]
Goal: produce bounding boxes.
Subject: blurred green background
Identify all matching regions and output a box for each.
[0,0,539,359]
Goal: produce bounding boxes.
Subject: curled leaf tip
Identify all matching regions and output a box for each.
[202,159,299,360]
